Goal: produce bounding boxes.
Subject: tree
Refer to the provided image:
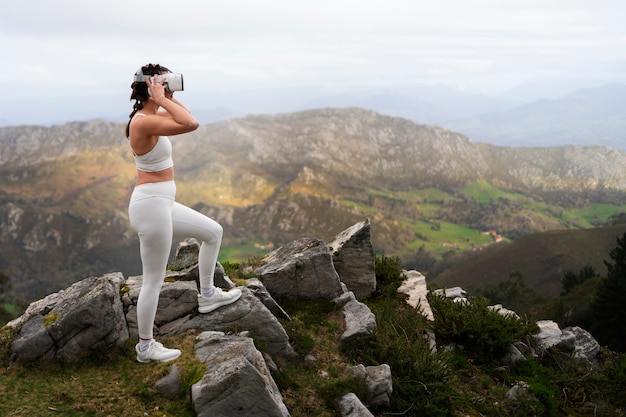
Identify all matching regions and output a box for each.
[561,265,597,295]
[588,233,626,352]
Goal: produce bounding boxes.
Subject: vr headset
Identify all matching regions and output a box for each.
[133,68,184,93]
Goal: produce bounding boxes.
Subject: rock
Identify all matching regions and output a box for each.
[255,237,343,300]
[122,277,201,339]
[535,321,601,366]
[155,363,182,398]
[332,290,355,307]
[191,331,290,417]
[506,381,530,401]
[331,291,377,343]
[501,344,527,367]
[246,278,291,321]
[214,261,237,289]
[555,329,577,353]
[397,269,433,320]
[122,278,297,362]
[535,320,563,350]
[433,286,467,301]
[564,326,601,367]
[171,237,200,270]
[338,292,377,342]
[489,304,519,319]
[328,219,376,299]
[338,393,375,417]
[168,239,234,290]
[8,273,129,365]
[347,364,393,407]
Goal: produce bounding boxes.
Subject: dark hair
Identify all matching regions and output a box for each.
[125,63,172,138]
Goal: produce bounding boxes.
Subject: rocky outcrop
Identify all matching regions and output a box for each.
[328,218,376,299]
[413,283,603,368]
[122,276,297,360]
[397,269,433,320]
[192,331,290,417]
[8,272,129,364]
[5,220,387,416]
[535,320,601,367]
[5,218,608,416]
[255,237,344,300]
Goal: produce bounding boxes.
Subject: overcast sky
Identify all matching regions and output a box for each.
[1,0,625,125]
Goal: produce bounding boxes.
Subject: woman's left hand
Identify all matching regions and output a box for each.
[145,75,168,103]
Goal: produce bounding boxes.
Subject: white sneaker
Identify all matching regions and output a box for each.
[198,287,242,313]
[135,340,181,363]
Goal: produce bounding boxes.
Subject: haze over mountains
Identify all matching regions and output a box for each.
[2,83,625,152]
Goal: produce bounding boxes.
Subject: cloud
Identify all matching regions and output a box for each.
[1,0,625,124]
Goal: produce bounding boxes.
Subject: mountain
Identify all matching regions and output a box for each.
[431,223,626,297]
[441,83,626,151]
[1,108,626,304]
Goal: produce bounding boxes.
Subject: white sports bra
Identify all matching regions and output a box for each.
[130,114,174,172]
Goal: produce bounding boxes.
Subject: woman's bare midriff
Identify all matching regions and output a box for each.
[136,167,174,185]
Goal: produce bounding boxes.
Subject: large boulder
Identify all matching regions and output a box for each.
[192,331,290,417]
[255,237,343,300]
[328,219,376,299]
[7,273,129,365]
[122,276,297,361]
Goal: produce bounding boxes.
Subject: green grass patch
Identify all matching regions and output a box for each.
[561,203,626,227]
[219,239,275,262]
[0,335,201,417]
[406,220,494,256]
[2,304,23,318]
[462,179,526,204]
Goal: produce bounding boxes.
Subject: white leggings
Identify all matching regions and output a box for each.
[129,180,223,340]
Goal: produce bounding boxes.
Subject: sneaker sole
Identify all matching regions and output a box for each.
[136,351,181,364]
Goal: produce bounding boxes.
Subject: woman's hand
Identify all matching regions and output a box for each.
[145,75,168,104]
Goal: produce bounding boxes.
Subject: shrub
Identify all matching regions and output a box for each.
[344,297,455,416]
[427,293,538,362]
[374,254,404,298]
[561,265,597,295]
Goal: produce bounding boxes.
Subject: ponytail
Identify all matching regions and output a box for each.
[125,90,145,138]
[125,63,171,138]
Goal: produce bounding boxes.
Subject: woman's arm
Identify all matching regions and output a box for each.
[158,97,191,115]
[137,76,199,137]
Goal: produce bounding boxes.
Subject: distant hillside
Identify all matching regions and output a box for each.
[442,84,626,151]
[431,223,626,297]
[1,108,625,303]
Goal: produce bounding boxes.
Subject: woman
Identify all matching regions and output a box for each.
[126,63,241,363]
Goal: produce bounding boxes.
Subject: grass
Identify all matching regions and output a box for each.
[0,335,204,417]
[462,179,526,204]
[2,304,23,317]
[218,238,275,263]
[273,298,368,416]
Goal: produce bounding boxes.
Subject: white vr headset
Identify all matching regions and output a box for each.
[133,68,184,93]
